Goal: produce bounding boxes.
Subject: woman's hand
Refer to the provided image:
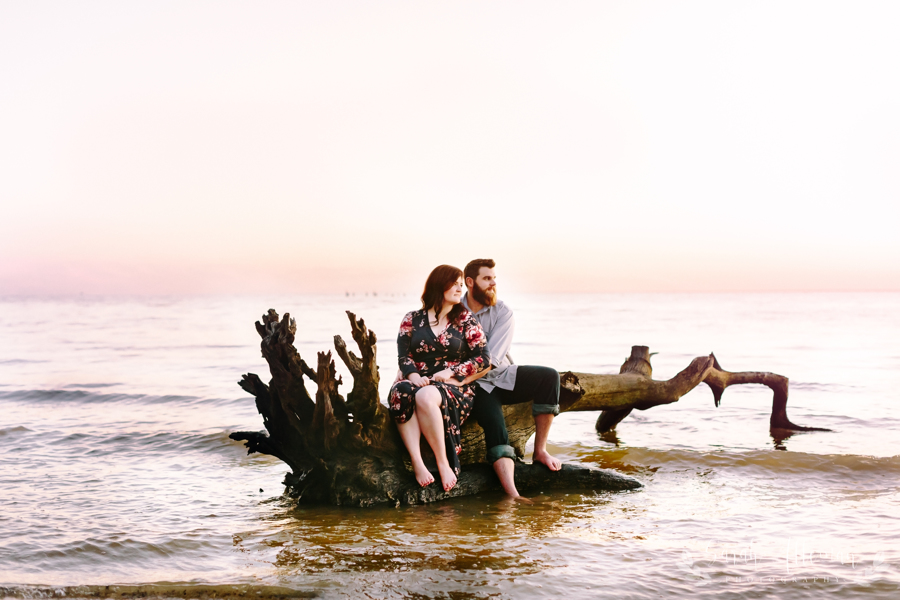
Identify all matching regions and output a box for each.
[407,373,430,387]
[431,366,494,387]
[431,369,460,386]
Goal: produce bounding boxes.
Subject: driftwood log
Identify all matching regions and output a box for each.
[231,309,824,507]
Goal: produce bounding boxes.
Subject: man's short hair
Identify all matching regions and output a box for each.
[464,258,496,282]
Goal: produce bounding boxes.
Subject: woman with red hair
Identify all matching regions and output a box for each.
[389,265,491,491]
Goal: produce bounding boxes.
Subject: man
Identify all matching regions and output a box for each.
[462,258,562,499]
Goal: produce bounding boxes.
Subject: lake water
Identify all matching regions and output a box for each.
[1,293,899,599]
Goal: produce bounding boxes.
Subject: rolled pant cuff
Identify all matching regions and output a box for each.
[532,403,560,416]
[486,444,517,463]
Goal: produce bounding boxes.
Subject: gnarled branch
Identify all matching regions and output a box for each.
[231,308,641,505]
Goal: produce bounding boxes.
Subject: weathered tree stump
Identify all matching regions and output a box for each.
[231,309,824,506]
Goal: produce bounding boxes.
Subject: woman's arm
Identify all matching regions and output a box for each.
[397,312,425,383]
[429,313,490,386]
[449,314,491,379]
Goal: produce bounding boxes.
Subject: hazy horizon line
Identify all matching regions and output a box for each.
[3,289,899,301]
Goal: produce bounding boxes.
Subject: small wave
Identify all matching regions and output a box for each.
[39,430,245,457]
[0,389,244,407]
[0,358,49,364]
[790,381,859,392]
[590,447,900,477]
[0,425,32,436]
[60,383,120,389]
[0,584,314,599]
[805,413,900,429]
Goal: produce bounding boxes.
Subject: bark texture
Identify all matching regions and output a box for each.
[231,310,825,506]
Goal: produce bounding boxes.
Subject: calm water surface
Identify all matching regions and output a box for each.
[1,293,899,598]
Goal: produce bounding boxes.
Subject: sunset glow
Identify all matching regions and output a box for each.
[2,1,899,295]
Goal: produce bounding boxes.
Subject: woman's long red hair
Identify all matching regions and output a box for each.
[421,265,465,325]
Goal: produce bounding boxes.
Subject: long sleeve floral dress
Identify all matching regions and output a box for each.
[389,308,490,476]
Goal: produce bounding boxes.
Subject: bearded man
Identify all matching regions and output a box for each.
[462,258,561,499]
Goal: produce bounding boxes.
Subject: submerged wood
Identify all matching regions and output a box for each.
[560,346,829,434]
[231,309,823,506]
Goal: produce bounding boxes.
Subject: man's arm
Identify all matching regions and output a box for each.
[485,304,515,368]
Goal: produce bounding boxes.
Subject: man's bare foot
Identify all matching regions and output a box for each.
[498,494,534,505]
[412,462,435,487]
[533,449,562,471]
[437,463,457,492]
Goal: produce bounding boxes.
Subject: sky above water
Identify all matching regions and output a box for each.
[1,0,898,295]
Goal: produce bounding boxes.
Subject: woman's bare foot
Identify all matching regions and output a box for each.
[437,463,457,492]
[412,460,435,487]
[533,449,562,471]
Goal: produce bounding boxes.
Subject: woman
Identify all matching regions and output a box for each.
[389,264,491,492]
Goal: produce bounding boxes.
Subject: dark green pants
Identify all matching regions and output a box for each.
[472,365,560,463]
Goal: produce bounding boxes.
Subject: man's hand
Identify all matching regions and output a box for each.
[460,366,492,386]
[407,373,430,387]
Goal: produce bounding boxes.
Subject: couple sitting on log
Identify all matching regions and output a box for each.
[388,258,562,497]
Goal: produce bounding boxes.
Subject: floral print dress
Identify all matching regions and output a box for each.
[389,308,490,475]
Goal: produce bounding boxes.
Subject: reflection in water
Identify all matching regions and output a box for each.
[599,430,621,447]
[232,492,631,598]
[771,427,806,450]
[255,493,618,578]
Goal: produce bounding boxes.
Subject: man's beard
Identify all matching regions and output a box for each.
[472,283,497,307]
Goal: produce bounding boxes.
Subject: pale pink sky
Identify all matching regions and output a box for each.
[1,1,898,295]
